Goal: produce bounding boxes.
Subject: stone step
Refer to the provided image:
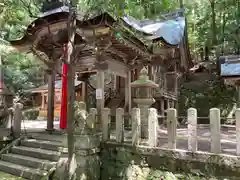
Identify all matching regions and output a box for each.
[21,139,62,151]
[0,160,47,180]
[1,153,57,171]
[11,146,60,162]
[30,133,65,143]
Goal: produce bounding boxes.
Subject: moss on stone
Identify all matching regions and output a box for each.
[0,171,26,180]
[100,145,239,180]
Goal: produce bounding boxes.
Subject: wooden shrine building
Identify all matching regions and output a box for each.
[10,4,192,131]
[28,79,83,118]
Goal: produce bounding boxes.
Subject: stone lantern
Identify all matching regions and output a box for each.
[131,67,159,139]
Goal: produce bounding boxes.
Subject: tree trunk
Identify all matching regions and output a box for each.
[205,46,209,61]
[221,11,226,55]
[66,0,77,178]
[179,0,183,8]
[210,0,217,46]
[200,47,204,62]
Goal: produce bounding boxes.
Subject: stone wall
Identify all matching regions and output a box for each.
[100,142,240,180]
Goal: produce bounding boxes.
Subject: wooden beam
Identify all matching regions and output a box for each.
[130,64,143,71]
[105,58,130,78]
[46,71,55,132]
[106,47,129,62]
[76,27,110,38]
[113,34,150,58]
[76,54,130,77]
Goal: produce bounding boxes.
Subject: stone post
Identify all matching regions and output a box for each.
[187,108,197,152]
[236,108,240,155]
[0,55,14,129]
[54,102,101,180]
[131,67,159,139]
[75,102,101,180]
[13,103,23,138]
[102,108,110,142]
[167,108,177,149]
[209,108,221,153]
[116,108,124,143]
[132,108,141,146]
[148,108,158,147]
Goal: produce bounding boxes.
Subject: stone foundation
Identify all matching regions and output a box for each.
[54,133,101,180]
[100,142,240,180]
[74,134,101,180]
[75,151,100,180]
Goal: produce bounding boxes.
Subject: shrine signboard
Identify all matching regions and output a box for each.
[219,55,240,85]
[220,56,240,77]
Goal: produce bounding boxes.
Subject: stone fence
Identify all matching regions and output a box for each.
[53,102,240,179]
[102,107,240,155]
[98,107,240,179]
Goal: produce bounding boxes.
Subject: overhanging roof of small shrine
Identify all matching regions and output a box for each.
[9,6,192,73]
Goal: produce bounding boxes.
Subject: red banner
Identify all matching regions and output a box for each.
[60,45,68,129]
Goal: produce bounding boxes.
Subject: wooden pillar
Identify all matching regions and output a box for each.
[125,71,131,126]
[166,98,170,110]
[174,64,179,112]
[112,74,117,90]
[148,65,153,80]
[164,71,167,91]
[125,71,131,112]
[46,70,55,132]
[237,85,240,108]
[96,70,105,129]
[81,82,86,101]
[160,98,165,115]
[41,93,44,109]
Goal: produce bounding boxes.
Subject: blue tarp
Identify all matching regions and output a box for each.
[122,16,185,45]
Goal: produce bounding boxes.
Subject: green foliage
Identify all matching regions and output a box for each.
[78,0,177,18]
[3,52,46,96]
[185,0,240,59]
[179,79,236,118]
[23,108,40,120]
[0,0,44,97]
[0,0,39,40]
